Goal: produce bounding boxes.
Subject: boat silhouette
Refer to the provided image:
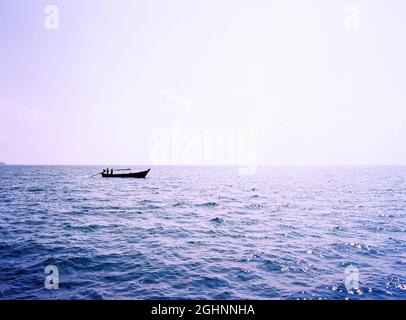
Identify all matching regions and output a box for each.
[100,168,150,178]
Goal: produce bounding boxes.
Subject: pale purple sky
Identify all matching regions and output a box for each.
[0,0,405,165]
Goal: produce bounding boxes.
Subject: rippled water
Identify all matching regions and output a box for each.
[0,166,405,300]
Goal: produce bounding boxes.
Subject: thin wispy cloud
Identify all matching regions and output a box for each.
[160,90,195,110]
[0,104,41,122]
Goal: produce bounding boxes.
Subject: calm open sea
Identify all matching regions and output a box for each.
[0,165,405,300]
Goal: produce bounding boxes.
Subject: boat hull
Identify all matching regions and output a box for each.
[101,169,150,178]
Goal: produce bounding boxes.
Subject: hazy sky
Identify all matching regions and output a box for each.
[0,0,405,165]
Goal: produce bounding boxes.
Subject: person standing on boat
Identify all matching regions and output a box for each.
[111,168,114,175]
[106,168,109,175]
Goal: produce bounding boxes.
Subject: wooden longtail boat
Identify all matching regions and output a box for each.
[101,169,150,178]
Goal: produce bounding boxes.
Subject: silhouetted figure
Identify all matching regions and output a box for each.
[102,169,106,174]
[111,169,114,175]
[107,168,110,175]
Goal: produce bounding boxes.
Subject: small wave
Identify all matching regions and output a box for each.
[332,242,379,255]
[193,276,229,289]
[63,224,101,232]
[210,217,226,224]
[26,188,45,193]
[137,200,161,210]
[245,203,265,209]
[262,259,283,272]
[173,201,191,208]
[197,202,218,208]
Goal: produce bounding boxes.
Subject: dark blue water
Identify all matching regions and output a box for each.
[0,166,405,300]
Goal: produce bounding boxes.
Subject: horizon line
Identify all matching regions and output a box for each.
[1,163,406,167]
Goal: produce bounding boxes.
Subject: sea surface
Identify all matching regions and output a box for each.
[0,165,405,300]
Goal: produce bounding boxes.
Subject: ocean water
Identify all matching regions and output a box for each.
[0,165,405,300]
